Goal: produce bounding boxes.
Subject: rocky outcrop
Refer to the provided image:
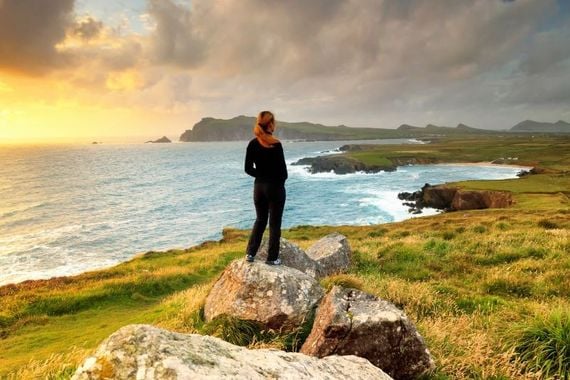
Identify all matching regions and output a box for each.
[204,260,323,331]
[451,190,514,210]
[301,286,435,380]
[293,150,440,174]
[306,233,351,277]
[517,167,546,177]
[72,324,393,380]
[292,155,396,174]
[398,184,514,213]
[423,185,457,209]
[255,238,318,278]
[146,136,171,143]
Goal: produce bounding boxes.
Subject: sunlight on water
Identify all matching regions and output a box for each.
[0,140,526,285]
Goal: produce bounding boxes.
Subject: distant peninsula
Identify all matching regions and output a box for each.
[179,116,570,142]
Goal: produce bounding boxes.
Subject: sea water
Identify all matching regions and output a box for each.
[0,139,525,285]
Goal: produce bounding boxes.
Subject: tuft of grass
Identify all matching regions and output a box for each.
[320,274,364,292]
[484,278,533,298]
[200,313,316,352]
[538,219,559,230]
[201,315,263,347]
[495,222,510,231]
[508,310,570,379]
[473,225,487,234]
[4,346,89,380]
[368,228,389,238]
[455,295,507,314]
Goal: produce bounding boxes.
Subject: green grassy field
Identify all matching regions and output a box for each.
[1,136,568,379]
[343,135,570,170]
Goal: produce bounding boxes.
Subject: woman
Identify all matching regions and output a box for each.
[244,111,288,265]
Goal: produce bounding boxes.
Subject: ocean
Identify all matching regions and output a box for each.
[0,139,525,285]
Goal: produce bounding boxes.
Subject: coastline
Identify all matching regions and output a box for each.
[1,161,528,288]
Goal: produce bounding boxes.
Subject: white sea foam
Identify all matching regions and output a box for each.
[0,140,524,285]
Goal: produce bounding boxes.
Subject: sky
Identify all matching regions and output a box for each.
[0,0,569,143]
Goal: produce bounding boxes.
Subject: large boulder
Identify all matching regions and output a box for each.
[204,260,324,331]
[306,233,351,277]
[256,238,318,278]
[72,324,393,380]
[301,286,435,380]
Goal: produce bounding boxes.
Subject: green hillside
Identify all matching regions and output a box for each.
[179,116,503,142]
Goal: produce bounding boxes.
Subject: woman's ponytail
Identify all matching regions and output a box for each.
[254,111,280,148]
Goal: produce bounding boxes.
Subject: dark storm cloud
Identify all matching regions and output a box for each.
[145,0,552,82]
[147,0,207,67]
[0,0,74,74]
[1,0,568,128]
[141,0,570,128]
[70,16,103,40]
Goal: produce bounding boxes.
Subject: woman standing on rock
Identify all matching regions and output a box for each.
[244,111,288,265]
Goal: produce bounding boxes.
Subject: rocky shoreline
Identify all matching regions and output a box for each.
[398,183,515,214]
[293,143,526,214]
[293,155,398,174]
[293,144,440,174]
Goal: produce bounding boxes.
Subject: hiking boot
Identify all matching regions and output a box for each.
[265,258,282,266]
[245,254,255,263]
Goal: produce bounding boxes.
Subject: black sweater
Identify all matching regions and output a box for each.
[244,138,288,184]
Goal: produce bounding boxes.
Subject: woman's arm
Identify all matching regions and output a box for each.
[244,143,257,177]
[278,143,288,181]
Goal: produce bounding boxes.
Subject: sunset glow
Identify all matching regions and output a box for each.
[1,0,569,143]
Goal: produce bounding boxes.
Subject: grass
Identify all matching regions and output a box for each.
[342,135,570,171]
[508,310,570,379]
[0,135,569,379]
[2,209,567,379]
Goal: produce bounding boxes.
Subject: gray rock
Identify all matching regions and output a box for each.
[256,237,318,278]
[301,286,435,380]
[306,233,351,277]
[72,324,393,380]
[204,260,324,331]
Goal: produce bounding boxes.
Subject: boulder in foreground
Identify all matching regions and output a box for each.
[301,286,435,380]
[204,260,323,331]
[306,233,351,277]
[72,324,393,380]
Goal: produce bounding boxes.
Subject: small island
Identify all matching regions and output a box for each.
[145,136,172,143]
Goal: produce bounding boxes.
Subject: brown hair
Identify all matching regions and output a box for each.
[253,111,280,148]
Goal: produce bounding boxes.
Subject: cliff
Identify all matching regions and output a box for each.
[178,116,508,142]
[179,115,403,142]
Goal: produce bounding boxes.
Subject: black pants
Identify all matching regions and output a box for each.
[246,182,286,261]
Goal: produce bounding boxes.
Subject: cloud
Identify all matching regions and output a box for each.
[0,0,74,74]
[70,16,103,40]
[1,0,568,131]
